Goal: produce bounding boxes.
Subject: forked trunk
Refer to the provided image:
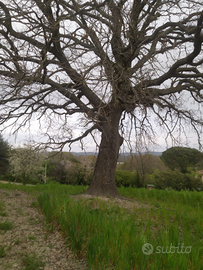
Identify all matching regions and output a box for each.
[85,109,123,198]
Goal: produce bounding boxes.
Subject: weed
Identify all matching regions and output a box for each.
[47,244,55,248]
[31,201,38,208]
[28,217,40,225]
[0,221,13,231]
[28,235,37,241]
[7,244,12,251]
[0,246,6,258]
[17,207,25,216]
[22,253,46,270]
[0,200,5,211]
[0,201,7,216]
[0,211,8,216]
[14,238,20,245]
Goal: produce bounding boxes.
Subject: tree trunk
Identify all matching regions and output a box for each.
[85,109,123,198]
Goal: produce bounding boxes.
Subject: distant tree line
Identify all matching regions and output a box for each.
[0,136,203,191]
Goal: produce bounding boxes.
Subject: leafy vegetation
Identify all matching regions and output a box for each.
[1,145,202,191]
[0,221,13,232]
[9,145,46,185]
[22,253,46,270]
[0,200,8,216]
[161,147,203,173]
[0,200,5,211]
[115,170,142,188]
[47,152,95,185]
[1,182,203,269]
[28,235,37,241]
[0,134,10,175]
[147,170,203,191]
[117,154,168,187]
[118,154,167,174]
[0,246,6,258]
[36,183,203,270]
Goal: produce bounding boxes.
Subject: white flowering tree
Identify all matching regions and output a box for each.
[9,145,45,184]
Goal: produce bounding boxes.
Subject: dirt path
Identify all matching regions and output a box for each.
[0,189,89,270]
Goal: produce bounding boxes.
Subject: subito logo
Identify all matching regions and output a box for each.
[142,243,154,255]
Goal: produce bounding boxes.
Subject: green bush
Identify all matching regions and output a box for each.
[115,170,142,188]
[151,170,203,191]
[86,172,93,186]
[0,173,15,182]
[55,165,92,186]
[1,173,43,185]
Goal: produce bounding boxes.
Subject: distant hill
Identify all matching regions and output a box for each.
[71,151,162,162]
[71,152,98,156]
[148,152,162,156]
[117,152,162,162]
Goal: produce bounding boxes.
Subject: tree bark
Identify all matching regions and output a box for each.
[85,108,123,198]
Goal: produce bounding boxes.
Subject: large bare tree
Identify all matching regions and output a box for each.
[0,0,203,197]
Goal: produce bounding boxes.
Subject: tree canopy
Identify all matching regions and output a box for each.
[118,154,167,174]
[161,147,203,173]
[9,144,45,184]
[0,0,203,196]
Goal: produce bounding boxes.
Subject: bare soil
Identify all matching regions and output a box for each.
[0,189,89,270]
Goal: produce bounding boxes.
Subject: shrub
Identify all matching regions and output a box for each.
[115,170,142,188]
[151,170,203,191]
[0,173,15,182]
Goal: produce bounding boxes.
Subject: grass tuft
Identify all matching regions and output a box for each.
[28,235,37,241]
[22,253,46,270]
[0,246,6,258]
[0,221,13,232]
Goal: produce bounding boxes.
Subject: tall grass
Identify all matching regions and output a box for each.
[1,182,203,269]
[37,183,203,269]
[119,186,203,207]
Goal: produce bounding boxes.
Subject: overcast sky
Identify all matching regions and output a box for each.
[2,115,202,153]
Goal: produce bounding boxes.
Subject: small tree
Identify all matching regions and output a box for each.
[161,147,203,173]
[9,145,45,184]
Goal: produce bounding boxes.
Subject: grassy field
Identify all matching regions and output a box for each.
[0,181,202,269]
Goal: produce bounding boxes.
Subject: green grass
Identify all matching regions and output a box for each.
[14,238,21,245]
[17,207,26,216]
[0,221,13,232]
[28,216,41,225]
[28,235,37,241]
[0,246,6,258]
[0,181,203,269]
[37,187,203,269]
[0,211,8,217]
[0,200,5,211]
[22,253,46,270]
[0,200,8,216]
